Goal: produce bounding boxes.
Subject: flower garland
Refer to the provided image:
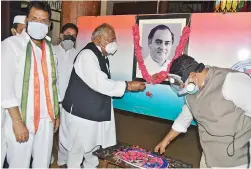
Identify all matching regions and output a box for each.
[114,146,166,168]
[132,25,191,84]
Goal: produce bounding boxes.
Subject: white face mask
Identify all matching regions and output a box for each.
[168,74,199,96]
[105,41,117,55]
[27,22,48,40]
[15,30,20,36]
[61,40,74,51]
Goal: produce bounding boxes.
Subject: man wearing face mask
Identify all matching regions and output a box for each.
[52,23,78,168]
[11,15,26,36]
[62,23,146,168]
[155,54,251,168]
[1,1,60,168]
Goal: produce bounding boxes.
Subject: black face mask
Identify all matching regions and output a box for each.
[63,35,76,42]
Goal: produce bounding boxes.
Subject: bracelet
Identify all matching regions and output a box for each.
[12,118,23,124]
[125,81,132,92]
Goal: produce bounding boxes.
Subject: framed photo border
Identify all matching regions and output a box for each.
[132,14,191,85]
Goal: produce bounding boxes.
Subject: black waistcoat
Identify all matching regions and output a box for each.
[62,42,111,121]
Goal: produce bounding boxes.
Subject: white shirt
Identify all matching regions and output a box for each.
[53,44,77,100]
[172,72,251,133]
[137,54,169,77]
[1,32,54,120]
[74,45,126,97]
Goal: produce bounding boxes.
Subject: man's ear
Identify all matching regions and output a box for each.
[11,28,16,36]
[25,17,28,25]
[189,72,196,79]
[59,33,64,40]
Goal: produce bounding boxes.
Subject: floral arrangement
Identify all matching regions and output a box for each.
[132,24,190,84]
[114,146,168,168]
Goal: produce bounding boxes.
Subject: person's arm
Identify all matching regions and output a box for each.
[52,45,62,103]
[222,72,251,117]
[75,49,145,97]
[155,104,193,154]
[52,46,60,132]
[1,39,29,142]
[1,40,21,119]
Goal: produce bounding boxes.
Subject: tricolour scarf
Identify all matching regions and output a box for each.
[21,39,59,133]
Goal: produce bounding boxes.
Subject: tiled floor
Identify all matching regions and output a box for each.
[50,109,201,168]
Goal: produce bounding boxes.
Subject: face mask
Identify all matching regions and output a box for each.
[105,41,117,55]
[61,40,74,51]
[15,28,26,36]
[63,35,76,42]
[186,80,199,95]
[14,30,20,36]
[27,22,48,40]
[169,74,199,96]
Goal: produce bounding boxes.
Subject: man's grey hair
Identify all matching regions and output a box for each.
[91,23,114,41]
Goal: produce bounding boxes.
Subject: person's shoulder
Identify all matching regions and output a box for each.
[2,35,18,44]
[78,48,95,57]
[2,34,25,49]
[52,44,61,51]
[226,71,250,81]
[3,32,30,46]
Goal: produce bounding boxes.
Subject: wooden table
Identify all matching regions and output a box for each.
[93,142,193,168]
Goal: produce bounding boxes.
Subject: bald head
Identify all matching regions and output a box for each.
[92,23,117,56]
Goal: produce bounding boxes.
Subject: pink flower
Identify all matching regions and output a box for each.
[132,24,190,84]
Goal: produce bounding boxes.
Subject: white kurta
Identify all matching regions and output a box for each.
[66,45,126,168]
[171,71,251,168]
[1,32,57,168]
[1,107,6,167]
[52,44,77,166]
[53,44,77,100]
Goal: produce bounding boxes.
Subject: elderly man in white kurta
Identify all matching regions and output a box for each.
[62,23,146,168]
[155,54,251,168]
[53,23,78,167]
[1,15,27,167]
[1,2,59,168]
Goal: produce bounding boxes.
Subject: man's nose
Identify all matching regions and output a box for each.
[180,83,185,89]
[159,43,167,50]
[158,43,164,50]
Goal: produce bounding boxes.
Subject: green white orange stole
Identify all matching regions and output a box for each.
[21,39,59,133]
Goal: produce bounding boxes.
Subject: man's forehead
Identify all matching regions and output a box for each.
[17,23,26,28]
[64,28,77,35]
[102,27,116,40]
[104,27,115,35]
[28,7,49,19]
[153,29,172,40]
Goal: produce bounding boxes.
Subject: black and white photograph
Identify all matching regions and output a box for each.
[133,14,190,84]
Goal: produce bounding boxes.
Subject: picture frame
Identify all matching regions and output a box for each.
[132,14,190,85]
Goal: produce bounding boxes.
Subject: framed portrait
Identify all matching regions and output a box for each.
[132,14,190,85]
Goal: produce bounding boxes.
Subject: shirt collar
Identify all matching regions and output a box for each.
[96,45,108,59]
[145,54,168,67]
[96,45,102,53]
[58,43,65,51]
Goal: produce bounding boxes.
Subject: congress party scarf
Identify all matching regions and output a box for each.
[21,39,59,132]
